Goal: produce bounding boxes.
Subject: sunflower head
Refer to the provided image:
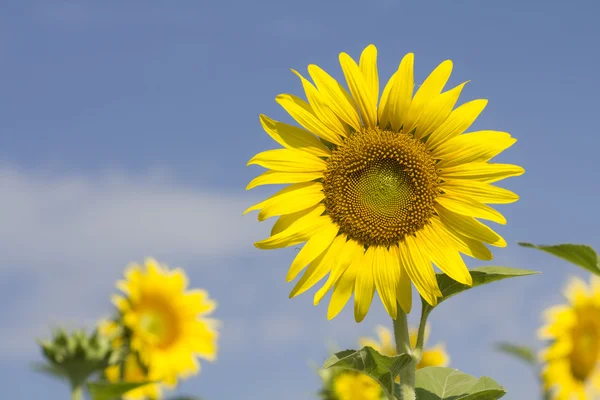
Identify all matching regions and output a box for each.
[246,44,523,322]
[540,277,600,399]
[112,258,219,386]
[105,354,161,400]
[319,369,383,400]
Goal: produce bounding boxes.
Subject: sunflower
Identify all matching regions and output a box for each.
[330,371,383,400]
[245,44,523,321]
[359,325,448,369]
[540,277,600,399]
[105,354,161,400]
[112,258,219,388]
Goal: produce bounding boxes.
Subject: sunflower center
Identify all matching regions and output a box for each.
[323,128,439,247]
[570,309,600,381]
[138,296,180,349]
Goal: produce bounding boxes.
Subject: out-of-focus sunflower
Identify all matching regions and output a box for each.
[331,371,382,400]
[245,44,523,322]
[105,354,161,400]
[111,258,219,388]
[360,325,448,369]
[540,277,600,399]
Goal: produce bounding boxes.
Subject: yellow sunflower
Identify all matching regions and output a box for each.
[245,44,523,322]
[331,371,382,400]
[112,258,219,387]
[105,354,161,400]
[540,277,600,399]
[359,325,448,369]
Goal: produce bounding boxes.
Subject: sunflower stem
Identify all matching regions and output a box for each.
[414,302,431,363]
[70,383,84,400]
[393,309,416,400]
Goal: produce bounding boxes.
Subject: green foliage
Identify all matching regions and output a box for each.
[88,381,155,400]
[519,242,600,275]
[415,367,505,400]
[494,342,536,366]
[422,266,539,316]
[323,346,412,400]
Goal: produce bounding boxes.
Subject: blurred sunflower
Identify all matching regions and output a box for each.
[105,354,161,400]
[360,325,448,369]
[245,44,523,322]
[540,277,600,399]
[111,259,219,389]
[331,371,382,400]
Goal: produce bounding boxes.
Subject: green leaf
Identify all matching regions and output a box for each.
[518,242,600,275]
[494,342,536,366]
[88,381,154,400]
[415,367,506,400]
[422,267,538,316]
[323,346,412,400]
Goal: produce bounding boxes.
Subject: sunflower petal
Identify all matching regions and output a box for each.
[328,260,359,320]
[399,236,441,306]
[276,94,343,145]
[439,162,525,183]
[307,64,362,131]
[254,207,328,249]
[286,223,339,281]
[247,148,327,172]
[359,44,379,105]
[418,224,472,285]
[388,53,414,131]
[391,245,413,314]
[435,130,517,168]
[243,181,324,221]
[378,70,397,128]
[270,205,321,236]
[426,99,488,150]
[411,82,467,140]
[339,52,378,128]
[259,115,330,157]
[430,216,492,260]
[441,180,519,204]
[436,194,507,224]
[354,246,376,322]
[290,234,348,297]
[314,239,364,305]
[246,170,322,190]
[373,246,399,319]
[436,204,506,247]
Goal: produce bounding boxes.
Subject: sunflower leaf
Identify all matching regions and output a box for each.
[88,380,155,400]
[415,367,506,400]
[323,346,412,400]
[518,242,600,275]
[494,342,536,366]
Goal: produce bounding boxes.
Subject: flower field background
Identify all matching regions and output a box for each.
[1,1,600,399]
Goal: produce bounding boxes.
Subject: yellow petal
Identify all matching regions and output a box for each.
[373,246,399,319]
[426,99,488,150]
[387,53,414,131]
[354,246,376,322]
[289,233,348,297]
[246,170,322,190]
[436,194,507,225]
[327,259,359,320]
[411,82,467,140]
[441,180,519,204]
[418,345,450,368]
[247,148,327,172]
[399,235,442,307]
[430,216,492,260]
[254,207,328,249]
[359,44,379,105]
[270,204,321,236]
[243,181,324,221]
[391,245,413,314]
[404,60,453,133]
[436,204,506,247]
[339,52,377,128]
[276,94,343,145]
[378,70,397,128]
[291,69,349,138]
[314,239,364,305]
[259,114,330,157]
[418,224,472,285]
[439,162,525,183]
[307,64,362,131]
[435,130,517,168]
[286,222,339,281]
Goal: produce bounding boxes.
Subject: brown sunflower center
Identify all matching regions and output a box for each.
[570,308,600,381]
[323,128,439,247]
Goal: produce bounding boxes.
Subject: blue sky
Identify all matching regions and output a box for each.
[1,0,600,399]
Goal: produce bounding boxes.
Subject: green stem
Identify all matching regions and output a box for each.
[71,383,84,400]
[414,305,431,363]
[393,309,416,400]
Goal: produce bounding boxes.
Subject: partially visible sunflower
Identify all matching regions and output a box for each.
[111,259,219,389]
[540,277,600,400]
[360,325,448,369]
[330,371,382,400]
[105,354,161,400]
[245,44,523,322]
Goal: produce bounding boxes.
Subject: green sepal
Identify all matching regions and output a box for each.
[323,346,412,400]
[494,342,537,366]
[88,381,155,400]
[415,367,505,400]
[519,242,600,275]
